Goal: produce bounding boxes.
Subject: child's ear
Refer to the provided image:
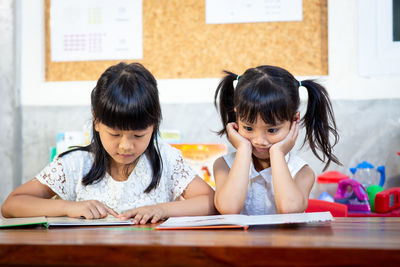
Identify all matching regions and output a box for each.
[91,110,99,132]
[93,120,100,132]
[294,112,300,121]
[233,108,237,122]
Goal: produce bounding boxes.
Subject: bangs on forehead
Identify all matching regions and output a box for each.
[94,80,159,131]
[98,104,155,131]
[237,85,293,126]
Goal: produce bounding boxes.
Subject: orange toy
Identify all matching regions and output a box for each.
[170,144,227,188]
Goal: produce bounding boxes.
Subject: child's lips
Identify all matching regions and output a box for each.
[119,153,135,158]
[254,147,269,153]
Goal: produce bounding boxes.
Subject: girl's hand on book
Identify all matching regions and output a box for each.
[66,200,119,219]
[270,120,299,156]
[118,205,167,224]
[226,122,252,151]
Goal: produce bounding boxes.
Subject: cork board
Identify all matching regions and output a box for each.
[45,0,327,81]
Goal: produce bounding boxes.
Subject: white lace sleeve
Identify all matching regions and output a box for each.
[35,157,74,200]
[161,143,196,200]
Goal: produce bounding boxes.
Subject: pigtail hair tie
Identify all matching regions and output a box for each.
[298,80,302,87]
[236,75,240,81]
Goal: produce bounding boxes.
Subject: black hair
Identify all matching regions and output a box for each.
[214,65,340,170]
[59,62,162,193]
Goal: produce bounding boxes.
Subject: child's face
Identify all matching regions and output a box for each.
[95,122,154,167]
[237,115,293,161]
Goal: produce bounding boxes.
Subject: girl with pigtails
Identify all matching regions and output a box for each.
[213,65,341,215]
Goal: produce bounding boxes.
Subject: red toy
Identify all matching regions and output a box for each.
[317,171,349,183]
[306,199,348,217]
[348,187,400,217]
[316,171,349,199]
[375,187,400,213]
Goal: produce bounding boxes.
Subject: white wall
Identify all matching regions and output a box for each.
[0,0,20,204]
[327,0,400,99]
[19,0,400,107]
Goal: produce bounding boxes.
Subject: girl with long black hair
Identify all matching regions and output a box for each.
[2,62,215,224]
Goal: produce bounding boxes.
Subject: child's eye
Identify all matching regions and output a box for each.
[135,135,145,138]
[267,128,279,133]
[243,126,253,131]
[108,132,120,137]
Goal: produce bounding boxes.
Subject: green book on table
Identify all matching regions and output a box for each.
[0,216,135,228]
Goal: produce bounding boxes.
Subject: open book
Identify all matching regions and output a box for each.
[0,216,135,228]
[155,212,333,230]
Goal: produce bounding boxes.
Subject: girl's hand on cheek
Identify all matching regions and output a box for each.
[66,200,119,219]
[226,122,251,151]
[270,120,299,155]
[118,205,167,224]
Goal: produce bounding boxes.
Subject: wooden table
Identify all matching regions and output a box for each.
[1,217,400,267]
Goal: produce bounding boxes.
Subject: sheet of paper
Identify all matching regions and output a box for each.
[206,0,302,24]
[50,0,142,61]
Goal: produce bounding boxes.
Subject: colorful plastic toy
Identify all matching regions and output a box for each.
[316,171,349,200]
[334,178,371,212]
[201,166,215,188]
[366,185,384,212]
[306,199,348,217]
[349,161,385,188]
[318,191,334,202]
[375,187,400,213]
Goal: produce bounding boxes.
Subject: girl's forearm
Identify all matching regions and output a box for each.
[215,146,252,214]
[1,195,70,218]
[270,151,306,213]
[159,194,217,217]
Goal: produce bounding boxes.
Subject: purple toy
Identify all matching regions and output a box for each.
[334,178,371,212]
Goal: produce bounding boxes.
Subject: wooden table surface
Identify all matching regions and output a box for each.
[1,217,400,267]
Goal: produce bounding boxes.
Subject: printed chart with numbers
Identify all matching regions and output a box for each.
[50,0,142,62]
[205,0,303,24]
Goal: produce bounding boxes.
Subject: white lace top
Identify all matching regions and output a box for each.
[35,140,196,214]
[223,152,307,215]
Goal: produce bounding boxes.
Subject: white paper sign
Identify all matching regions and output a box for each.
[358,0,400,76]
[206,0,303,24]
[50,0,142,61]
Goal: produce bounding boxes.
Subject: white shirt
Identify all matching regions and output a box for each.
[35,140,196,213]
[223,152,307,215]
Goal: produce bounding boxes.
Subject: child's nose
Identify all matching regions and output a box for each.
[119,136,134,151]
[253,133,270,146]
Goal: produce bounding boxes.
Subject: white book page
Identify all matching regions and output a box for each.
[46,216,135,226]
[243,212,333,225]
[158,212,333,228]
[158,214,249,228]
